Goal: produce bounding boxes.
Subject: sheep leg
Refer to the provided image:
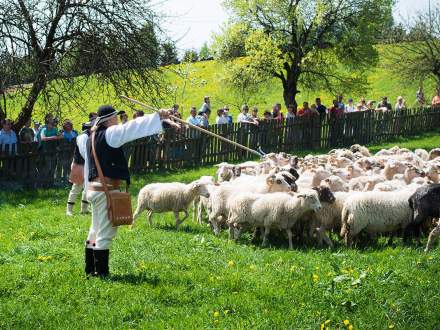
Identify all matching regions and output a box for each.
[286,228,293,250]
[228,224,235,240]
[174,211,182,229]
[425,221,440,252]
[147,210,153,226]
[316,227,333,248]
[182,210,189,222]
[197,202,203,225]
[261,227,270,247]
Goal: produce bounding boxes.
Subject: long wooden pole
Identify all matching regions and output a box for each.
[120,95,263,157]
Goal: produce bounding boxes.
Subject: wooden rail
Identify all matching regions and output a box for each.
[1,107,439,188]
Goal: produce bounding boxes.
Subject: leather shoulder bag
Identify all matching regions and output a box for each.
[91,132,133,227]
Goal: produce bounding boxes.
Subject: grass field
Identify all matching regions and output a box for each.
[5,44,437,129]
[1,133,440,329]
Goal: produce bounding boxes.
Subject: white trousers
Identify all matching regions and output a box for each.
[68,183,87,204]
[86,190,118,250]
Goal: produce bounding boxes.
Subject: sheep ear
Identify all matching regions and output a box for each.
[266,175,275,185]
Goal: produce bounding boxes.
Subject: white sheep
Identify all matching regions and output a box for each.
[340,187,418,246]
[415,148,429,161]
[133,180,211,229]
[208,173,291,235]
[323,175,349,192]
[228,190,321,249]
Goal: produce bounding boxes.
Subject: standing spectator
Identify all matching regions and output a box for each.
[40,119,62,144]
[432,88,440,108]
[416,86,425,107]
[62,120,78,142]
[338,95,345,110]
[263,111,272,121]
[251,106,260,122]
[359,98,368,111]
[19,118,35,143]
[272,104,284,121]
[237,104,257,124]
[328,99,344,119]
[378,96,392,111]
[33,121,41,142]
[119,111,128,124]
[367,100,377,111]
[215,109,229,125]
[0,119,18,154]
[197,109,210,128]
[297,102,310,117]
[345,98,356,113]
[286,104,296,119]
[309,104,320,117]
[223,106,233,124]
[356,103,363,112]
[395,96,406,114]
[199,96,211,113]
[187,106,202,126]
[315,98,327,116]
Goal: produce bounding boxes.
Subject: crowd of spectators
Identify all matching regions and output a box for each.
[1,88,439,156]
[180,91,439,128]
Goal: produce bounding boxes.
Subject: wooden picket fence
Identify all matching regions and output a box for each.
[1,107,439,188]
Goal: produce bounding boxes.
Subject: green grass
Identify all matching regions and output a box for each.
[5,45,437,129]
[1,134,440,328]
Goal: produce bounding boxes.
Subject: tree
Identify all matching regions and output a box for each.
[0,0,165,130]
[182,49,199,63]
[387,7,440,87]
[217,0,393,108]
[199,42,212,61]
[211,22,249,60]
[161,41,179,66]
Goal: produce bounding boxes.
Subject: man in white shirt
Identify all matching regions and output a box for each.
[186,107,201,126]
[85,105,169,278]
[345,98,356,113]
[237,105,257,124]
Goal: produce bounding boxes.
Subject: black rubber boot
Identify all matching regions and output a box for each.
[85,247,95,276]
[94,249,110,278]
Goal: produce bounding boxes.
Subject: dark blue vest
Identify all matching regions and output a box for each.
[88,126,130,184]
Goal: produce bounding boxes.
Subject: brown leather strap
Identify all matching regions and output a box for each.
[88,185,120,192]
[91,132,114,219]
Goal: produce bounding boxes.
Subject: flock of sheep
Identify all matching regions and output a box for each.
[133,144,440,252]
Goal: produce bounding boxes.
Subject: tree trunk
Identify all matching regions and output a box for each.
[12,73,47,132]
[282,73,300,110]
[0,91,5,121]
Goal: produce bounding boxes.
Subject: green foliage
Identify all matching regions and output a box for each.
[182,49,199,63]
[1,134,440,328]
[219,0,394,106]
[210,22,249,60]
[199,42,212,61]
[160,41,180,66]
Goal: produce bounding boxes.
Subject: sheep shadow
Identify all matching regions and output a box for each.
[155,222,212,235]
[109,272,161,286]
[233,230,425,252]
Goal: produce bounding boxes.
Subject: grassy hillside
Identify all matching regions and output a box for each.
[1,134,440,328]
[6,45,437,129]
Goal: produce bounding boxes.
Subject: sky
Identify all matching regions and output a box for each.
[159,0,440,52]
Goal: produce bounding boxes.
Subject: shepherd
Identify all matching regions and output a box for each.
[84,105,170,278]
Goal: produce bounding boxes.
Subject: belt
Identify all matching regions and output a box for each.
[88,185,120,192]
[88,177,121,191]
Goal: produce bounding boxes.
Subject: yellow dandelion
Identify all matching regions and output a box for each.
[320,323,325,330]
[213,311,220,318]
[224,310,230,315]
[228,260,235,267]
[388,325,395,329]
[343,320,350,326]
[312,274,319,282]
[325,319,331,325]
[348,325,353,330]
